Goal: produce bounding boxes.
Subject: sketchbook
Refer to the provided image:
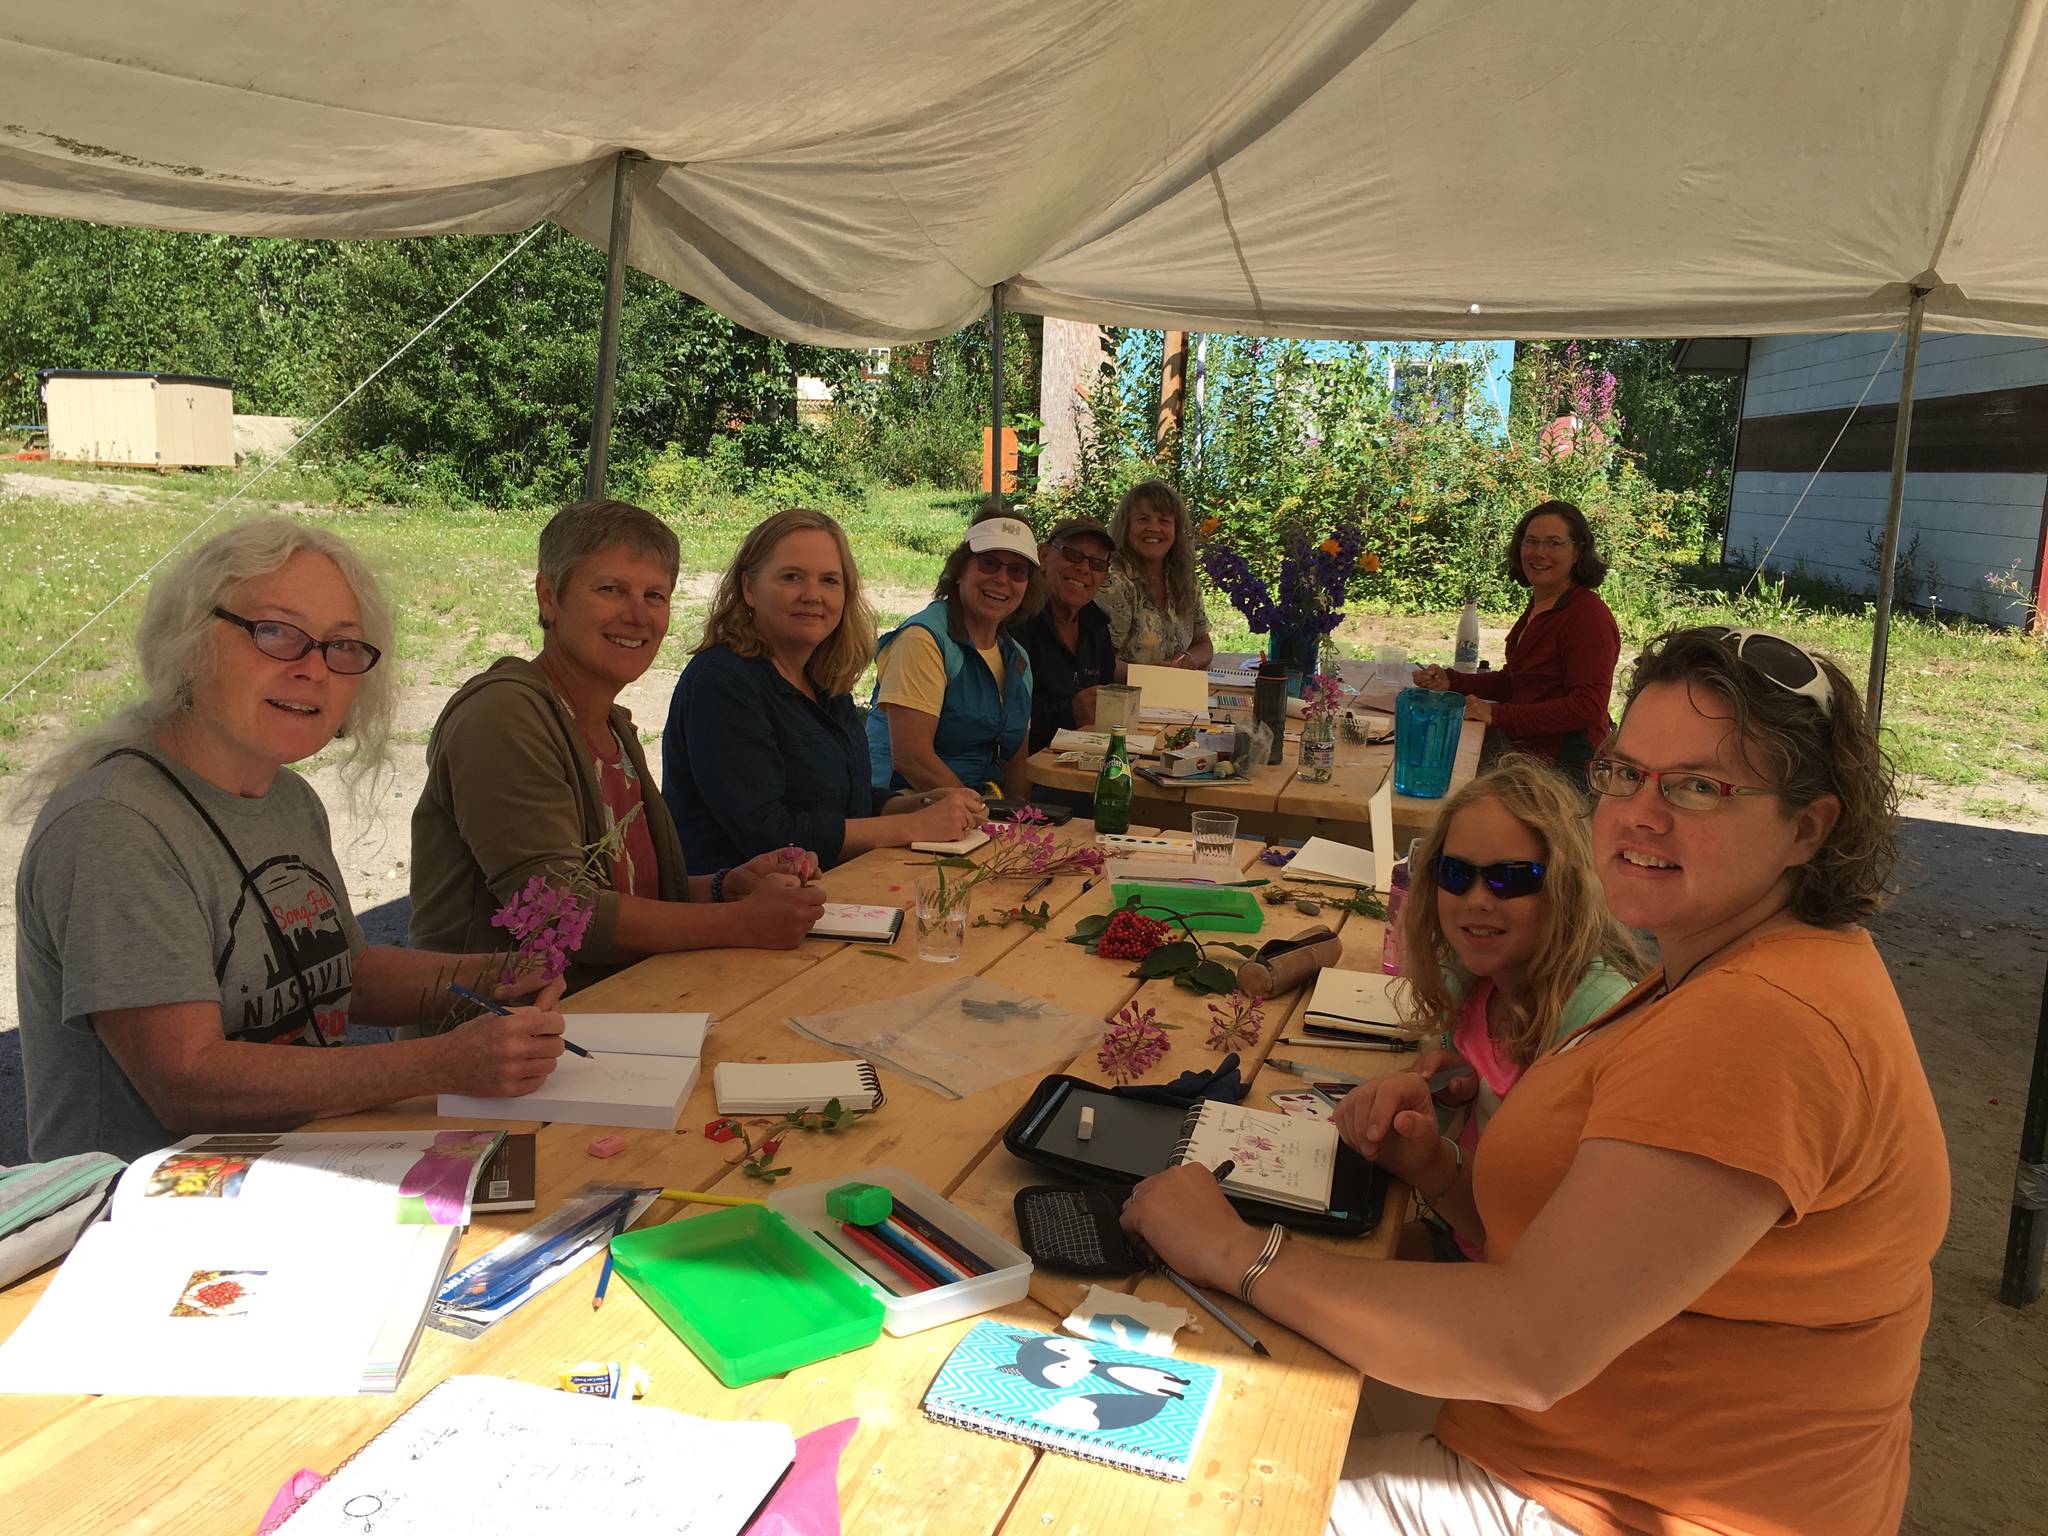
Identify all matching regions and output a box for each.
[910,827,990,856]
[1177,1101,1338,1214]
[1303,967,1425,1042]
[923,1319,1220,1481]
[438,1012,710,1130]
[807,902,907,942]
[713,1060,885,1114]
[1279,836,1376,888]
[273,1374,795,1535]
[0,1130,508,1395]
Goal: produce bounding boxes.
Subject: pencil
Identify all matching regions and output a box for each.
[1162,1266,1270,1356]
[860,1214,965,1286]
[658,1188,765,1208]
[1275,1035,1416,1052]
[838,1221,936,1292]
[886,1197,993,1276]
[590,1205,630,1311]
[447,982,591,1057]
[1266,1057,1367,1085]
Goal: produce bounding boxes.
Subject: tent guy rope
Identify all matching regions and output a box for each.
[0,222,550,713]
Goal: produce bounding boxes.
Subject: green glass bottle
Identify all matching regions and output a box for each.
[1092,726,1133,834]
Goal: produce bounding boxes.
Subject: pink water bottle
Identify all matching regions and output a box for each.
[1380,838,1420,974]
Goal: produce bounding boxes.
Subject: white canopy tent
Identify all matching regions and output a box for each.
[3,0,2046,1306]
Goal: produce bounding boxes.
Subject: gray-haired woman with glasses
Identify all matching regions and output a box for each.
[1412,499,1619,778]
[15,519,572,1161]
[1120,623,1945,1536]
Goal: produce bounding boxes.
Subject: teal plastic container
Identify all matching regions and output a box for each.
[1394,687,1462,798]
[610,1205,883,1386]
[1110,881,1265,932]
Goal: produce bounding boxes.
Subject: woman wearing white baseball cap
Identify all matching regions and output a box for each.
[866,506,1046,800]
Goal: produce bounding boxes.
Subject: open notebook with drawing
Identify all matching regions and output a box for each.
[273,1374,795,1535]
[1177,1102,1337,1214]
[438,1012,712,1130]
[0,1130,512,1395]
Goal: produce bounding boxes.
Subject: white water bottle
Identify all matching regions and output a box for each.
[1454,598,1481,672]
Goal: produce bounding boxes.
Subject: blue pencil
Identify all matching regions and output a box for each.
[591,1205,631,1311]
[448,981,591,1057]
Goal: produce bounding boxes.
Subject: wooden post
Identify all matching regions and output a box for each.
[1158,330,1187,448]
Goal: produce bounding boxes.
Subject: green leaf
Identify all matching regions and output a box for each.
[1069,913,1111,943]
[1178,959,1241,995]
[936,856,979,871]
[1209,941,1258,957]
[1134,940,1199,978]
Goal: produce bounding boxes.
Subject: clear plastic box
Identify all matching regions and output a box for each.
[766,1166,1031,1336]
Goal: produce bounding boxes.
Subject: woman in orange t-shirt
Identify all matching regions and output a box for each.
[1122,625,1949,1536]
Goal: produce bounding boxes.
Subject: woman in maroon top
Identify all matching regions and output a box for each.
[1414,500,1620,780]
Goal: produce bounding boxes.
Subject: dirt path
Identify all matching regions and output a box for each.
[0,656,2041,1531]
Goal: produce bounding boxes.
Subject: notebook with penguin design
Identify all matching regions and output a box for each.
[921,1319,1220,1480]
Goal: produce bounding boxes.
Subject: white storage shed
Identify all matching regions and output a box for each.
[38,370,236,469]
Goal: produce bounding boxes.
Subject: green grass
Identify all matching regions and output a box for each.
[1,462,2040,799]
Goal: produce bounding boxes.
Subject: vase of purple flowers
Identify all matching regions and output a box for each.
[1203,527,1363,696]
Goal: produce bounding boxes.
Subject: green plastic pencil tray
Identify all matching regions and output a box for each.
[1110,881,1265,932]
[609,1205,883,1386]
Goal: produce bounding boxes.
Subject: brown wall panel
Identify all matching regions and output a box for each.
[1735,382,2048,476]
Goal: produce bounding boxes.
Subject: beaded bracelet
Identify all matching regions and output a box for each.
[709,867,731,903]
[1237,1223,1288,1303]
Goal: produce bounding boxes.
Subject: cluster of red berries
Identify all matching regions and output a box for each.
[1097,911,1172,961]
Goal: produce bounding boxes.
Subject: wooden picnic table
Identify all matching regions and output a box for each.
[0,826,1424,1535]
[1027,695,1480,852]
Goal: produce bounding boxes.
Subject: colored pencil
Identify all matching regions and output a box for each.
[886,1198,993,1277]
[1162,1266,1270,1356]
[447,981,591,1057]
[590,1205,630,1310]
[1275,1035,1416,1052]
[837,1221,937,1292]
[869,1215,972,1286]
[817,1226,915,1297]
[658,1188,765,1208]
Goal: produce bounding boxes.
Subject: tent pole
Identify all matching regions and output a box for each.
[988,284,1006,504]
[1865,287,1929,723]
[583,152,641,501]
[2002,957,2048,1307]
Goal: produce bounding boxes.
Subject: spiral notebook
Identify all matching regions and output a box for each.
[712,1060,885,1114]
[923,1319,1220,1480]
[1177,1101,1337,1214]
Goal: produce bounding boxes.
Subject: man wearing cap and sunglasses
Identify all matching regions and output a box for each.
[1010,516,1120,753]
[866,508,1045,801]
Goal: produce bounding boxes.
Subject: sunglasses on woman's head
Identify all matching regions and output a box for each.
[1696,626,1834,717]
[213,608,382,674]
[1434,855,1547,899]
[970,551,1033,583]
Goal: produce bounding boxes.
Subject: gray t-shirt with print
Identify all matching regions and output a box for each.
[15,747,366,1161]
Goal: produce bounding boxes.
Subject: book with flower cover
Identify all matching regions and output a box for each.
[1174,1102,1337,1214]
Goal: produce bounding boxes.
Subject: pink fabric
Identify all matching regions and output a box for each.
[256,1468,327,1534]
[745,1416,858,1536]
[1449,981,1528,1261]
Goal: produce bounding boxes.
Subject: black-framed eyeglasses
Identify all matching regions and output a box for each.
[213,608,382,675]
[1588,755,1772,812]
[970,551,1034,583]
[1050,541,1112,574]
[1434,855,1547,899]
[1696,625,1835,716]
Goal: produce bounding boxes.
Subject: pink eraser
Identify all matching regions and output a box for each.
[587,1134,627,1159]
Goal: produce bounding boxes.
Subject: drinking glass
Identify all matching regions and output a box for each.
[1191,811,1239,867]
[1374,643,1408,690]
[914,877,970,963]
[1094,684,1142,733]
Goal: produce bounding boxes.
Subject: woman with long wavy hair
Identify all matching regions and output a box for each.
[1096,480,1214,670]
[664,507,982,871]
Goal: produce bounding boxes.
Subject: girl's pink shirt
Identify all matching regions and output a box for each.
[1449,978,1529,1259]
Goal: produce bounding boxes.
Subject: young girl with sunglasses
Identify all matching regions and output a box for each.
[1394,756,1646,1257]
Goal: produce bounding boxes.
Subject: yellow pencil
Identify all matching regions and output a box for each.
[658,1188,765,1208]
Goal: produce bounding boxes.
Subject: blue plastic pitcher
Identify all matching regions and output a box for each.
[1393,687,1462,798]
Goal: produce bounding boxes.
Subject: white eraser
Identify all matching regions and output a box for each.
[1078,1106,1095,1141]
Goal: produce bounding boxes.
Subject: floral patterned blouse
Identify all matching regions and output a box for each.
[1094,565,1209,666]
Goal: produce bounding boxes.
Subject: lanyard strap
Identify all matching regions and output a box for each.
[96,748,331,1046]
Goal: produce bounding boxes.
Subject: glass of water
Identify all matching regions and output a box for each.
[914,877,970,963]
[1191,811,1239,867]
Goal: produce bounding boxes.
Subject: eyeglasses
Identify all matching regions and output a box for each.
[213,608,383,675]
[1050,542,1111,573]
[1434,855,1547,899]
[1521,535,1574,553]
[970,551,1034,583]
[1696,625,1835,717]
[1589,755,1773,811]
